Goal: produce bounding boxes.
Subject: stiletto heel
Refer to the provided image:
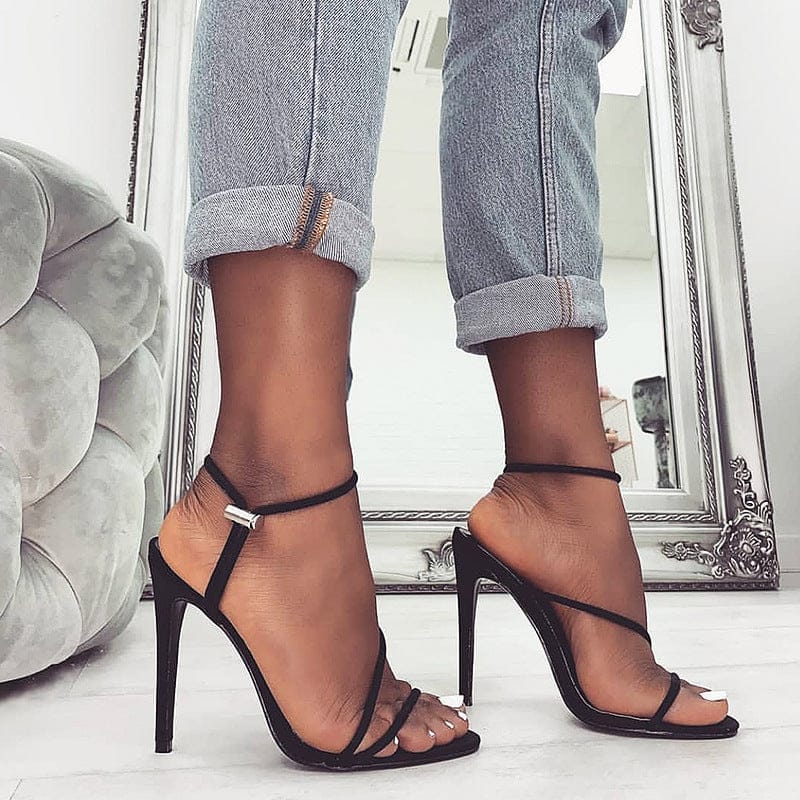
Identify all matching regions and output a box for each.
[453,462,739,740]
[453,529,484,707]
[151,562,187,754]
[149,454,479,770]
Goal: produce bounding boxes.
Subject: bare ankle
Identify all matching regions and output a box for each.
[493,470,624,515]
[206,438,353,507]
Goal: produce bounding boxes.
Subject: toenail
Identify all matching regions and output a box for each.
[427,729,436,738]
[443,720,455,730]
[393,736,399,747]
[438,694,464,708]
[457,711,468,722]
[699,690,727,701]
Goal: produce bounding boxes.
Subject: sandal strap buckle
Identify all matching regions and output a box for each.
[223,504,262,530]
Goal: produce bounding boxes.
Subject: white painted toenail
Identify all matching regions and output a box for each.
[393,736,399,747]
[457,711,468,722]
[443,720,455,730]
[700,690,727,701]
[427,729,436,738]
[438,694,465,708]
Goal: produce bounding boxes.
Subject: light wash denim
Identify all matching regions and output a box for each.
[184,0,627,355]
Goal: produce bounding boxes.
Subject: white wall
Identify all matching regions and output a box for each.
[724,1,800,573]
[0,1,142,213]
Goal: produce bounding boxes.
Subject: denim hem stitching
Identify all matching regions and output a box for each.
[306,192,334,250]
[289,185,316,248]
[566,275,575,325]
[296,188,324,249]
[555,275,565,326]
[288,186,336,252]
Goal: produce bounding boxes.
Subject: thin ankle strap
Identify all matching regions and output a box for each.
[504,462,621,484]
[203,454,248,507]
[201,454,358,609]
[203,454,358,518]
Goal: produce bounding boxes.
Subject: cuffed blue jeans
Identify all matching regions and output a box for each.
[184,0,627,355]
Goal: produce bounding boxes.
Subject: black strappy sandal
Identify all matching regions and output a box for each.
[149,454,480,770]
[454,462,739,740]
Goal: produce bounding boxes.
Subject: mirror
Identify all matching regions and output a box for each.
[351,0,675,504]
[132,0,778,590]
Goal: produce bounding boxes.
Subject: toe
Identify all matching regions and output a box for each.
[361,685,472,757]
[395,692,469,753]
[664,685,729,726]
[372,735,400,759]
[422,692,471,737]
[364,697,438,754]
[395,716,438,753]
[428,716,457,746]
[417,696,465,746]
[435,701,470,738]
[361,701,433,758]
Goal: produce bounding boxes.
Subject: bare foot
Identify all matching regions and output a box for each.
[158,464,470,756]
[468,471,730,726]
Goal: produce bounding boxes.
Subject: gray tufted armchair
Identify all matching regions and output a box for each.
[0,138,168,681]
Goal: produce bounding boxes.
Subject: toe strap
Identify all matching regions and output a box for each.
[337,626,425,764]
[358,688,422,759]
[650,672,682,724]
[540,590,652,646]
[339,629,388,757]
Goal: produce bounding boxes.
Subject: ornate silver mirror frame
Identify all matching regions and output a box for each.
[130,0,778,592]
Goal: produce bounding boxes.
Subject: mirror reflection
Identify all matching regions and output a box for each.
[349,0,674,503]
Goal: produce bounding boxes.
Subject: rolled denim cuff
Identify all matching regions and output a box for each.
[454,274,608,355]
[183,185,375,290]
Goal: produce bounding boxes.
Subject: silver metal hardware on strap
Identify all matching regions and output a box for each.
[223,504,262,530]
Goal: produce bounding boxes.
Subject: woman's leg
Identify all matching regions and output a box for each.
[159,0,468,755]
[440,0,728,725]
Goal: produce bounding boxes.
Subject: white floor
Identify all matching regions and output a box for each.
[2,589,799,800]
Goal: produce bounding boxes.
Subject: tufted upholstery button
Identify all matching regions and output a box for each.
[0,138,169,681]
